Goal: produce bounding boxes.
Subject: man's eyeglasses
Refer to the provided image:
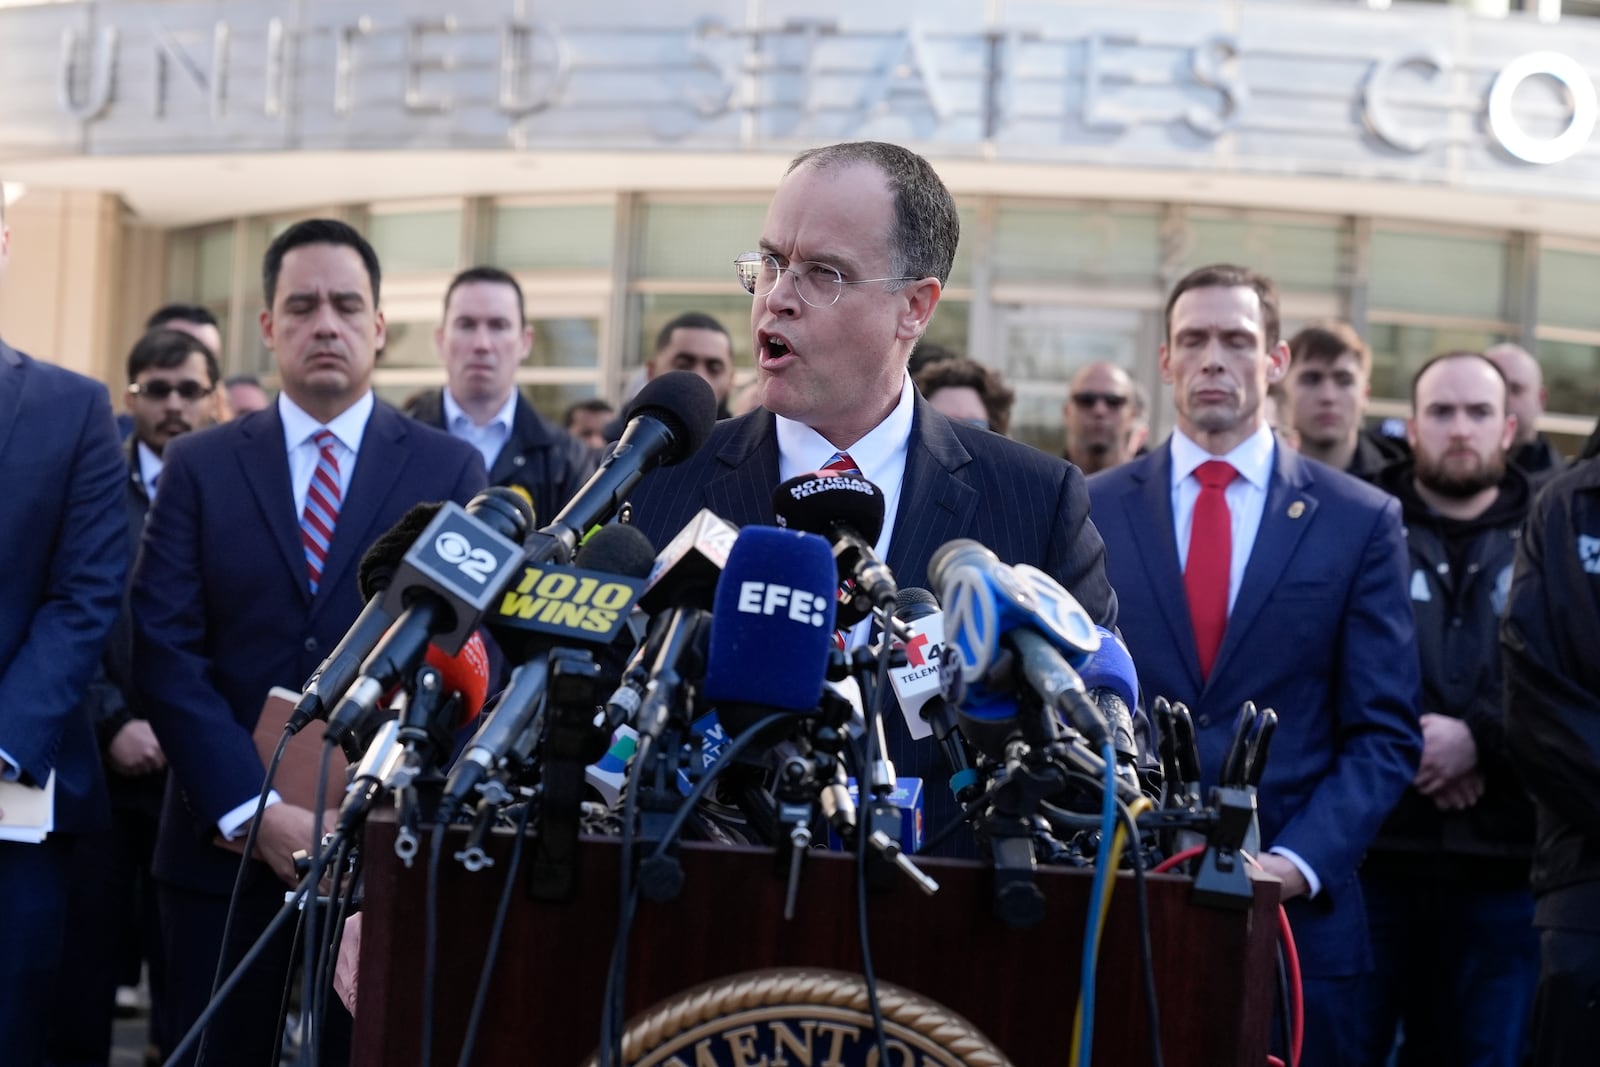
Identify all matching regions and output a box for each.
[735,252,918,310]
[1070,391,1130,411]
[130,380,213,401]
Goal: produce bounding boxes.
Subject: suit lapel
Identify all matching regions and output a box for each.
[703,409,782,526]
[236,408,311,606]
[488,396,547,485]
[1123,443,1204,693]
[0,343,24,466]
[314,404,409,615]
[886,398,977,587]
[1209,444,1317,683]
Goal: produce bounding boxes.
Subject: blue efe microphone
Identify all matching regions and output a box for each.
[702,526,838,739]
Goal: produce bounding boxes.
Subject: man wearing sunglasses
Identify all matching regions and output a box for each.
[1063,361,1145,475]
[625,141,1117,853]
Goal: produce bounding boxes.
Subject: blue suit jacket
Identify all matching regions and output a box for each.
[0,342,127,833]
[132,401,486,894]
[626,395,1118,849]
[1088,440,1421,977]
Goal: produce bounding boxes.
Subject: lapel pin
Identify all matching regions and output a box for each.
[1288,501,1305,519]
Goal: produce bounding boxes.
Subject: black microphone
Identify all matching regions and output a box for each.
[439,656,551,817]
[532,371,716,564]
[324,487,535,747]
[771,472,897,629]
[890,588,978,802]
[285,502,443,734]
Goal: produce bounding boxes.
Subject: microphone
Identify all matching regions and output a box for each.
[702,526,838,740]
[602,510,737,732]
[389,630,493,779]
[888,588,978,802]
[324,488,535,747]
[285,501,443,734]
[439,657,550,816]
[335,718,407,835]
[532,371,717,564]
[771,472,896,628]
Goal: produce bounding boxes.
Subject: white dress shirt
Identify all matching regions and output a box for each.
[775,374,916,647]
[442,388,517,473]
[136,440,164,501]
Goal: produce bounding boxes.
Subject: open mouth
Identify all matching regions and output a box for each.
[760,333,794,366]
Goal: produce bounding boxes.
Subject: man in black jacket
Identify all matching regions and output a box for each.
[1360,351,1537,1067]
[407,267,597,523]
[1486,343,1566,484]
[1504,449,1600,1066]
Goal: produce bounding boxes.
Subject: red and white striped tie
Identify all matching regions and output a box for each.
[822,451,860,476]
[301,429,342,595]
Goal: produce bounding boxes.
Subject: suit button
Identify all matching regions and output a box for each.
[304,637,319,653]
[1196,715,1210,727]
[513,455,526,467]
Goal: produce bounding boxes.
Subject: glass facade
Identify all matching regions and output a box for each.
[165,193,1600,455]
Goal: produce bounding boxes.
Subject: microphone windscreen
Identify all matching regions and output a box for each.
[703,526,837,734]
[358,502,444,599]
[624,370,717,465]
[894,586,939,623]
[467,485,537,542]
[771,474,886,544]
[1079,626,1139,709]
[424,629,491,726]
[575,523,658,579]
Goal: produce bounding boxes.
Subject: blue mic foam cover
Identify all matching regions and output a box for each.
[703,526,838,736]
[1079,625,1139,709]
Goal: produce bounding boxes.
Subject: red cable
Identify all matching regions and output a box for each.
[1152,846,1304,1067]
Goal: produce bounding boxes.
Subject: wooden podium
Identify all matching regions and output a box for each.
[352,811,1279,1067]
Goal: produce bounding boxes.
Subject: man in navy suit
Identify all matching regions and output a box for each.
[132,219,486,1066]
[625,142,1116,847]
[1087,264,1422,1067]
[0,192,129,1066]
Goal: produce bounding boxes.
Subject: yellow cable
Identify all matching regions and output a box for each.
[1071,797,1154,1063]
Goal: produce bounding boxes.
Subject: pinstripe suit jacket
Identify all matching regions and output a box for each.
[626,393,1118,849]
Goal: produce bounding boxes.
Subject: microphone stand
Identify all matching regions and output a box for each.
[528,648,605,903]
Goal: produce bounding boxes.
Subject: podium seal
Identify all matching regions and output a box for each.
[589,966,1014,1067]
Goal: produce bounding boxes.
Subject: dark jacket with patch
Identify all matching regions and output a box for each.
[406,389,598,528]
[1504,458,1600,911]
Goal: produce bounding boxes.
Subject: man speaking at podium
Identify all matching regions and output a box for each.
[625,141,1118,841]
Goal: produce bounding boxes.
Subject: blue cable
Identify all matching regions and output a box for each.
[1077,739,1120,1067]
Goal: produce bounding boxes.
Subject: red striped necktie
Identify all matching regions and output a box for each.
[822,451,861,476]
[301,429,343,595]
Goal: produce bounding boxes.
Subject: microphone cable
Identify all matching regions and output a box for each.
[1152,845,1303,1067]
[421,819,447,1067]
[456,799,533,1067]
[161,828,347,1067]
[299,735,340,1064]
[312,831,361,1064]
[199,725,296,1063]
[851,604,900,1067]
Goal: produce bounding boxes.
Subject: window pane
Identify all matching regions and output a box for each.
[522,382,600,424]
[639,203,768,280]
[992,206,1161,286]
[367,209,461,274]
[1367,322,1505,399]
[1369,229,1507,320]
[1538,249,1600,332]
[1185,216,1344,291]
[493,204,615,271]
[1534,339,1600,418]
[196,226,234,304]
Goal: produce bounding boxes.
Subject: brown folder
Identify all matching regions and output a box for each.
[214,685,349,855]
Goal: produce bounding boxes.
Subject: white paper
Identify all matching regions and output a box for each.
[0,769,55,843]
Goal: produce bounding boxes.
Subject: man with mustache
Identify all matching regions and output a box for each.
[131,219,485,1066]
[1087,263,1421,1067]
[48,327,224,1067]
[1359,351,1536,1066]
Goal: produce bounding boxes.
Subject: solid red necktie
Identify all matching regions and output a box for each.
[1185,459,1238,681]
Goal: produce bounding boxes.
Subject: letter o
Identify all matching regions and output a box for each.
[1488,51,1598,165]
[591,582,632,610]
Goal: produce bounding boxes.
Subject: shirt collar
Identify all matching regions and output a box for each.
[135,439,163,492]
[1170,423,1276,491]
[442,388,518,434]
[277,390,375,455]
[775,373,916,485]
